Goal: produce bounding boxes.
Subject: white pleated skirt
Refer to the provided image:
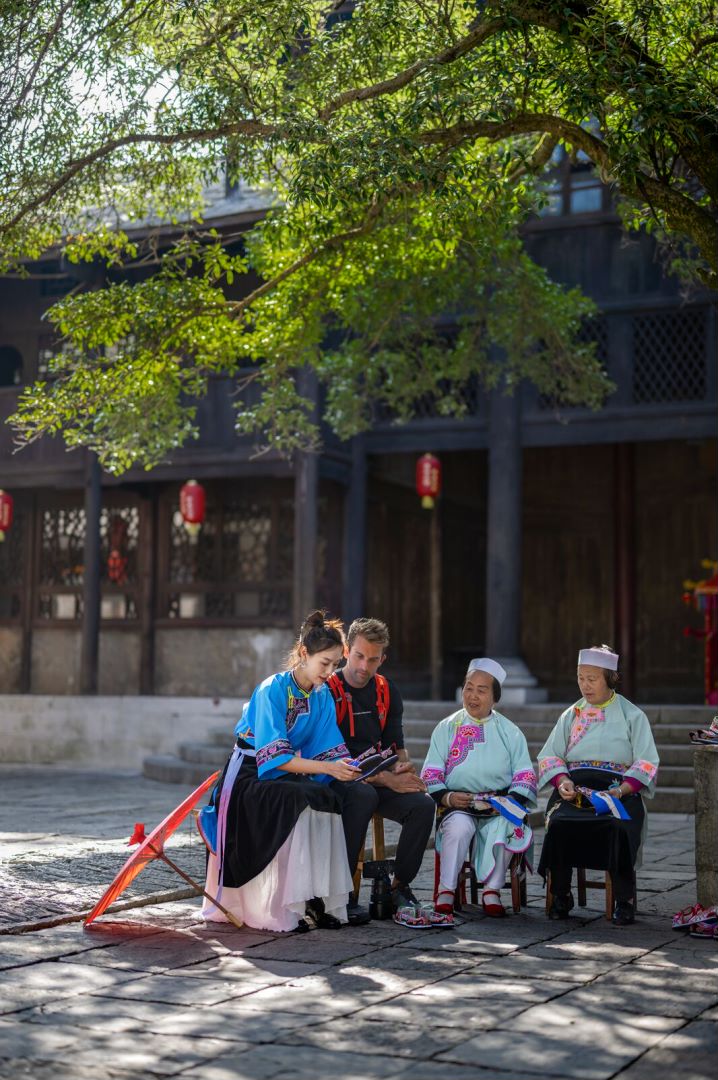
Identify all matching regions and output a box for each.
[201,806,353,932]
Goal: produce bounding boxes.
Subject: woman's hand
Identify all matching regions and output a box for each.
[324,759,363,782]
[444,791,474,809]
[558,778,577,801]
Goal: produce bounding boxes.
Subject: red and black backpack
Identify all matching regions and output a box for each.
[327,672,390,739]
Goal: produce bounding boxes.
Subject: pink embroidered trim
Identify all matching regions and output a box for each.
[538,755,567,780]
[256,738,293,769]
[567,705,606,753]
[421,766,446,788]
[628,759,658,781]
[445,723,485,777]
[511,768,537,795]
[313,742,350,762]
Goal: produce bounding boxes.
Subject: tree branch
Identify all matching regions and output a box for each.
[417,110,718,273]
[2,119,277,235]
[318,14,508,121]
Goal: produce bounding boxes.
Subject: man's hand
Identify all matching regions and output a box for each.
[377,769,427,793]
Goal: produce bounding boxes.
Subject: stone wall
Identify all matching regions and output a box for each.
[16,625,292,696]
[0,627,22,692]
[0,695,244,770]
[154,627,291,697]
[30,629,141,695]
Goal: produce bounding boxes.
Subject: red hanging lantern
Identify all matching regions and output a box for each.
[0,489,14,542]
[179,479,206,540]
[416,454,441,510]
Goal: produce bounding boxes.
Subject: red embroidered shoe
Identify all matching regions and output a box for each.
[481,889,506,918]
[434,888,455,916]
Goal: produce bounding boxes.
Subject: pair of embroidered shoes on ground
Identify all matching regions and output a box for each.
[392,884,453,928]
[346,742,399,781]
[688,717,718,745]
[672,902,718,939]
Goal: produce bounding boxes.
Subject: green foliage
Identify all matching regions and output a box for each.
[2,1,715,470]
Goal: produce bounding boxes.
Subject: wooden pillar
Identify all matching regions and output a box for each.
[695,747,718,907]
[19,493,37,693]
[138,491,156,695]
[485,386,522,657]
[613,442,636,697]
[293,368,319,627]
[429,502,442,699]
[80,453,102,694]
[342,435,367,623]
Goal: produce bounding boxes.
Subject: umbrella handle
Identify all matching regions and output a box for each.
[148,844,244,930]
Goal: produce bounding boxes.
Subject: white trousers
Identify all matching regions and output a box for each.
[438,811,511,894]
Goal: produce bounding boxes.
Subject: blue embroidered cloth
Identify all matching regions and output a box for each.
[234,671,349,781]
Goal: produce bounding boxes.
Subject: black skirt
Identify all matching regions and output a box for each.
[538,767,644,882]
[214,747,345,889]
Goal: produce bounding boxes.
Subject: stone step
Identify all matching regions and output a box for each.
[143,754,221,787]
[209,728,236,747]
[651,787,695,814]
[178,741,231,766]
[522,742,697,767]
[202,709,711,745]
[402,702,715,725]
[172,736,697,790]
[142,753,696,815]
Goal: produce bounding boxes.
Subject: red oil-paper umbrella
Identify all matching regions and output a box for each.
[84,771,242,928]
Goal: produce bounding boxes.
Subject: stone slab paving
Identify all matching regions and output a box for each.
[0,768,716,1080]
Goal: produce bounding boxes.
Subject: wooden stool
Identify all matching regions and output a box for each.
[352,813,386,899]
[433,852,528,913]
[545,869,637,921]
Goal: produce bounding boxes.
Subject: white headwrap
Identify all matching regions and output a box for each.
[466,657,507,686]
[578,647,619,671]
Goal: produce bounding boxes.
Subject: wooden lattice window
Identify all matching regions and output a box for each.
[159,483,294,624]
[36,498,140,621]
[632,308,708,404]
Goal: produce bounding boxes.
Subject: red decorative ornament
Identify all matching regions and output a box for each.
[0,489,13,542]
[416,453,441,509]
[107,549,128,585]
[127,823,147,846]
[179,479,206,540]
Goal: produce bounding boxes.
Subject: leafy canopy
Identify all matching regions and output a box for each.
[3,0,716,472]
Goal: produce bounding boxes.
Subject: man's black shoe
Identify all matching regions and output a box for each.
[347,897,372,925]
[612,900,635,926]
[391,883,419,911]
[548,893,574,920]
[305,897,342,929]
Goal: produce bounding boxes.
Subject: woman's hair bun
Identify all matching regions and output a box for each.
[302,609,326,633]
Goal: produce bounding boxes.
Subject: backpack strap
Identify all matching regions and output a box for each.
[375,674,390,732]
[327,672,355,737]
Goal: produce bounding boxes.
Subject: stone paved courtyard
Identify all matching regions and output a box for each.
[0,766,716,1079]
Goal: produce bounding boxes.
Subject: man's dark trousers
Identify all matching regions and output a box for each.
[332,782,435,883]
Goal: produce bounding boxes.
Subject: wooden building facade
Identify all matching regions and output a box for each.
[0,189,715,702]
